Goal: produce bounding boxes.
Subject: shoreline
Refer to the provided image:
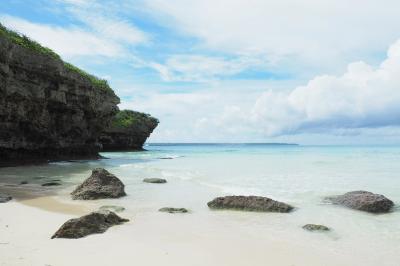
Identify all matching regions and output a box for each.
[1,147,399,266]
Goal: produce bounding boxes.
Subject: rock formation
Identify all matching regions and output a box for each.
[71,168,126,200]
[51,211,129,239]
[325,190,394,213]
[0,23,158,166]
[0,24,120,165]
[100,110,158,151]
[207,195,293,213]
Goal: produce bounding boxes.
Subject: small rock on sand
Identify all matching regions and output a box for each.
[302,224,330,232]
[143,178,167,184]
[159,207,188,213]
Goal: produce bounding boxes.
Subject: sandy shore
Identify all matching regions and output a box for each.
[0,195,388,266]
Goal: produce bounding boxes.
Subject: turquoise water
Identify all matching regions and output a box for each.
[1,144,399,265]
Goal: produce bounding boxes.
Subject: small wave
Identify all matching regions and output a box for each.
[160,169,197,180]
[157,155,183,160]
[199,181,263,196]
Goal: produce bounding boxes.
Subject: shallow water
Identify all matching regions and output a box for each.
[1,144,399,265]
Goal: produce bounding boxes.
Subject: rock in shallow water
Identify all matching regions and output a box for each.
[207,196,293,213]
[0,193,12,203]
[325,191,394,213]
[159,207,188,213]
[143,178,167,184]
[51,211,129,239]
[302,224,330,232]
[71,168,126,200]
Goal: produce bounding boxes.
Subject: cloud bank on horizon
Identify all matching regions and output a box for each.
[1,0,400,144]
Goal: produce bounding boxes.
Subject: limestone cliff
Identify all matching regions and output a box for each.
[0,25,121,165]
[100,110,159,151]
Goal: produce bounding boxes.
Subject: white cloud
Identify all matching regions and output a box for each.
[0,15,122,57]
[1,1,148,59]
[149,54,265,82]
[250,39,400,135]
[143,0,400,73]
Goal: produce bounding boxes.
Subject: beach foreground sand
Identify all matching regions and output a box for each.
[0,195,389,266]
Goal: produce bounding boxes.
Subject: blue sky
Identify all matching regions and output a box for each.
[2,0,400,144]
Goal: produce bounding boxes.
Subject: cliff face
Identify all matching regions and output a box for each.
[100,110,159,151]
[0,33,120,165]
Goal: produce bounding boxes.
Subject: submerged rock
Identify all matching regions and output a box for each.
[51,211,129,239]
[207,196,293,213]
[159,207,188,213]
[143,178,167,184]
[71,168,126,200]
[302,224,330,232]
[99,205,125,213]
[42,182,61,187]
[0,193,12,203]
[325,191,394,213]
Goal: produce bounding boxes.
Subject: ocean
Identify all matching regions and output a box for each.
[1,143,399,265]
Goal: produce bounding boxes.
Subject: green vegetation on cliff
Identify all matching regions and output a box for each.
[0,23,112,93]
[112,110,159,129]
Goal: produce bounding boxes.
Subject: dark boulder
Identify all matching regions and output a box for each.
[51,211,129,239]
[71,168,126,200]
[159,207,188,213]
[0,193,12,203]
[325,191,394,213]
[143,178,167,184]
[207,195,293,213]
[302,224,330,232]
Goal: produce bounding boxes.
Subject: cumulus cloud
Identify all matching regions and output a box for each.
[250,39,400,135]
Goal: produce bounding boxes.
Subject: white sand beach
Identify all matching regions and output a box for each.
[0,193,396,266]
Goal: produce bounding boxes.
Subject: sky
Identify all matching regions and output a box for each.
[1,0,400,144]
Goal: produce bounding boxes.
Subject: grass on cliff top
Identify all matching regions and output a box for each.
[112,110,158,128]
[0,23,112,93]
